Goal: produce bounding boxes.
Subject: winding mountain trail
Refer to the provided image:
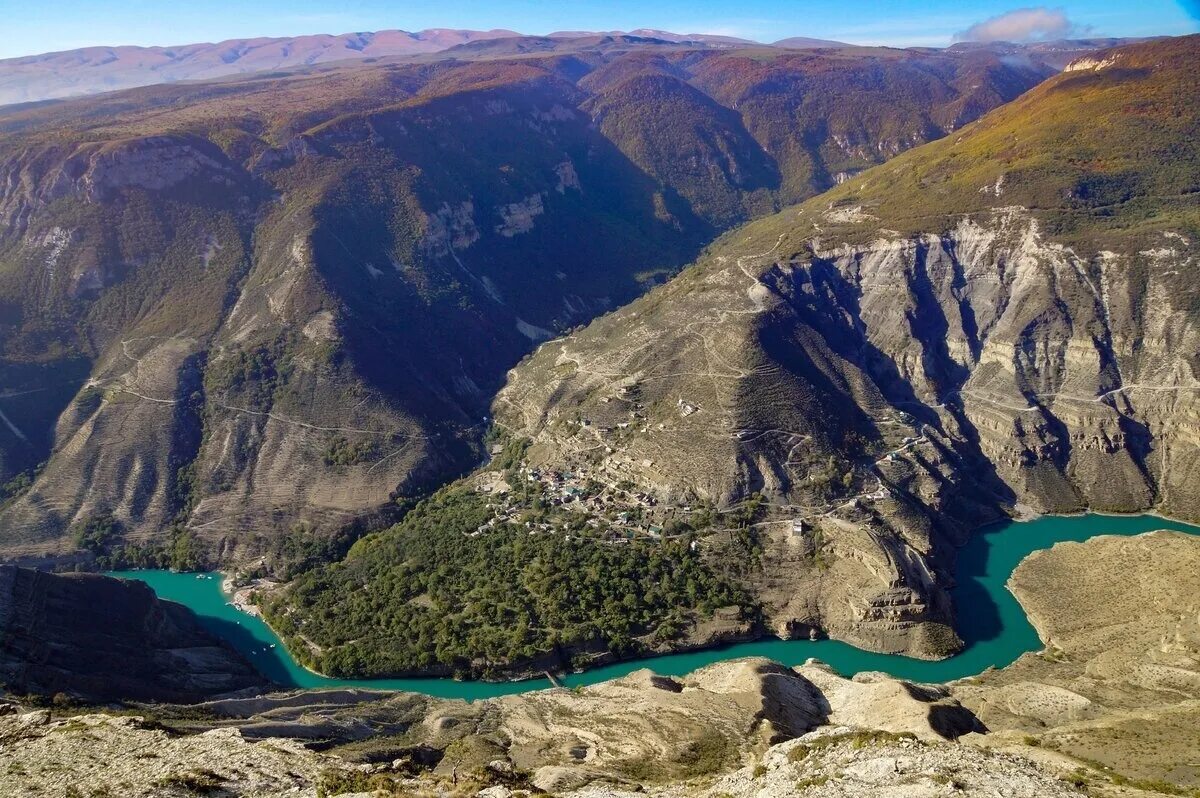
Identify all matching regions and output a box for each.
[110,387,177,405]
[943,383,1200,416]
[0,406,29,443]
[676,234,787,425]
[214,402,408,437]
[496,235,789,451]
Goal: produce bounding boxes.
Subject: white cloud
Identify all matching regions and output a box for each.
[955,7,1085,43]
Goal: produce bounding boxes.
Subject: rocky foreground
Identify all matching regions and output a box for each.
[2,531,1197,797]
[0,709,1076,798]
[955,530,1200,787]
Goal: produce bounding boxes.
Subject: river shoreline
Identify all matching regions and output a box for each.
[103,511,1200,700]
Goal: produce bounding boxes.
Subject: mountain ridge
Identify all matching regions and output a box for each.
[0,40,1058,562]
[259,35,1200,680]
[489,33,1200,653]
[0,30,1130,108]
[0,28,524,105]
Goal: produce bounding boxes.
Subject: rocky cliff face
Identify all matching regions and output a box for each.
[495,206,1199,656]
[495,36,1200,658]
[0,41,1052,563]
[0,567,268,702]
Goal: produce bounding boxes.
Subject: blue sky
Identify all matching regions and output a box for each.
[2,1,1198,58]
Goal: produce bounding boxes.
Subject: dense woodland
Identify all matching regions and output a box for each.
[264,486,756,678]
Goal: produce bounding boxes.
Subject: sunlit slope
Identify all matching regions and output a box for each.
[0,41,1052,559]
[493,35,1200,662]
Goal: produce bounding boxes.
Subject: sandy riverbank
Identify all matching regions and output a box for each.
[219,574,280,618]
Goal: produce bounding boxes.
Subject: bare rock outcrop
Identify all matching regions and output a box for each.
[692,727,1079,798]
[0,711,345,798]
[0,656,994,797]
[954,531,1200,788]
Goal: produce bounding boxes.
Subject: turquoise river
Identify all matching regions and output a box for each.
[108,513,1200,700]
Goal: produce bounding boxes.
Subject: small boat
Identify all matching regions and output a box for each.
[269,644,276,649]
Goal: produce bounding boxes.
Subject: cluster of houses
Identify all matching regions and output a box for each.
[515,466,661,511]
[473,463,674,542]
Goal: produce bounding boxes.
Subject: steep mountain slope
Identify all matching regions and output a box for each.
[0,57,700,559]
[0,59,706,561]
[581,45,1054,218]
[0,42,1054,563]
[0,566,267,701]
[491,35,1199,658]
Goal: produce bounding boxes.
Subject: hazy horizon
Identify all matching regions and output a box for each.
[3,0,1199,60]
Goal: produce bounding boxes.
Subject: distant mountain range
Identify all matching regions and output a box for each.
[0,28,523,105]
[0,27,1137,107]
[0,28,841,106]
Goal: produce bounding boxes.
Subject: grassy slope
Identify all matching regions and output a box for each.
[796,36,1200,250]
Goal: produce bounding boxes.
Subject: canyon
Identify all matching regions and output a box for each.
[0,28,1197,798]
